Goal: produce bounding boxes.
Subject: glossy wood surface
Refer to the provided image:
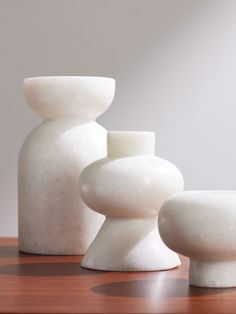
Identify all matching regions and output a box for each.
[0,238,236,313]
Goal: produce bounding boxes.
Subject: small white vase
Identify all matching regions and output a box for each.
[18,76,115,255]
[79,131,184,271]
[158,191,236,287]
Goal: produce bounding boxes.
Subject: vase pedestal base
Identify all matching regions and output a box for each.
[190,259,236,288]
[82,217,181,271]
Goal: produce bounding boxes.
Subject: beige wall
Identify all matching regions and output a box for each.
[1,0,236,235]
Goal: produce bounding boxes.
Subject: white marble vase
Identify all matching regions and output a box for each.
[158,191,236,288]
[79,131,184,271]
[18,76,115,255]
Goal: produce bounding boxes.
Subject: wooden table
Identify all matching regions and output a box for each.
[0,238,236,313]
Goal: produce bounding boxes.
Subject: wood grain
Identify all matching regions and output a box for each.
[0,238,236,313]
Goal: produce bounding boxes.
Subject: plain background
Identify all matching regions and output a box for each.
[1,0,236,236]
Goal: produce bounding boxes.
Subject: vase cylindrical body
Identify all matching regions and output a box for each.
[18,76,115,255]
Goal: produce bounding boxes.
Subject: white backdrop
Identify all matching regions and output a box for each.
[1,0,236,235]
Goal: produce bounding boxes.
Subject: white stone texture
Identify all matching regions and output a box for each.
[79,131,184,271]
[18,76,115,255]
[159,191,236,287]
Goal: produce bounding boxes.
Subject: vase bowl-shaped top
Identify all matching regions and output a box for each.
[159,190,236,260]
[24,76,115,121]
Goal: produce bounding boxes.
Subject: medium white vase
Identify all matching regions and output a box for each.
[158,191,236,288]
[79,131,184,271]
[18,76,115,255]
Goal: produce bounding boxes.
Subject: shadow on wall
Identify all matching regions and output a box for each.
[0,0,201,236]
[2,0,236,236]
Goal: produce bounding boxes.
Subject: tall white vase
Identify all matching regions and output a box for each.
[79,131,184,271]
[18,76,115,255]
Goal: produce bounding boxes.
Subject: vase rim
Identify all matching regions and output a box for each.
[24,76,115,83]
[108,131,155,135]
[181,190,236,194]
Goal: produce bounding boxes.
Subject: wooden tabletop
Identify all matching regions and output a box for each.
[0,238,236,314]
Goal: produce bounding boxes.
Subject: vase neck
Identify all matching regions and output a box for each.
[43,117,95,124]
[108,131,155,157]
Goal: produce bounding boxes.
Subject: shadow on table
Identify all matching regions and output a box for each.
[0,246,23,258]
[0,261,104,276]
[92,278,231,298]
[0,245,45,258]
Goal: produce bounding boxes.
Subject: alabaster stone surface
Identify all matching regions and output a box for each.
[18,76,115,255]
[79,131,184,271]
[158,191,236,287]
